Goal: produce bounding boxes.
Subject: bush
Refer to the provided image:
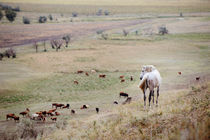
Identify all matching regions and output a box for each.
[48,14,53,20]
[4,48,16,58]
[39,16,47,23]
[0,10,3,21]
[96,9,103,16]
[23,17,30,24]
[5,9,16,22]
[104,10,110,16]
[158,26,168,35]
[101,33,108,40]
[123,29,129,36]
[96,30,104,35]
[72,12,78,17]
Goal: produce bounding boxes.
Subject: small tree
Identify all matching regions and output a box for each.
[38,16,47,23]
[48,14,53,21]
[104,10,110,16]
[51,40,63,51]
[62,35,71,47]
[72,12,78,17]
[123,29,129,36]
[0,10,3,21]
[101,33,108,40]
[23,17,30,24]
[158,26,168,35]
[5,9,16,22]
[33,42,38,53]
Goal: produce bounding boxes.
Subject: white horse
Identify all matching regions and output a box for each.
[139,65,161,107]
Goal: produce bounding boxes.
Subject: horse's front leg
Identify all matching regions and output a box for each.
[156,86,159,106]
[143,90,146,109]
[152,90,154,105]
[149,90,152,107]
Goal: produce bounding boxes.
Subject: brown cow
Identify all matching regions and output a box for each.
[178,72,182,75]
[6,114,15,120]
[62,104,70,109]
[55,112,60,116]
[196,77,200,81]
[119,75,124,79]
[52,103,58,108]
[71,109,75,114]
[51,117,57,121]
[55,104,64,109]
[121,79,125,83]
[13,116,20,122]
[74,80,79,85]
[77,70,84,74]
[119,92,128,97]
[80,105,89,109]
[130,76,133,81]
[85,72,89,76]
[99,74,106,78]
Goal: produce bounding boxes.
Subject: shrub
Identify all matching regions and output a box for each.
[62,35,71,47]
[12,6,20,12]
[48,14,53,20]
[158,26,168,35]
[96,30,104,35]
[96,9,103,16]
[123,29,129,36]
[0,10,3,21]
[39,16,47,23]
[72,12,78,17]
[5,9,16,22]
[23,17,30,24]
[101,33,108,40]
[4,48,16,58]
[104,10,110,16]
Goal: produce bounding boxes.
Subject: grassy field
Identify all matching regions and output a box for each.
[0,1,210,139]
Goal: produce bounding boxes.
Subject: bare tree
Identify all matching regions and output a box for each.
[62,35,71,47]
[51,40,63,51]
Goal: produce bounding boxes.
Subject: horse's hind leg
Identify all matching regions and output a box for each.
[149,90,152,107]
[152,90,154,105]
[156,87,159,106]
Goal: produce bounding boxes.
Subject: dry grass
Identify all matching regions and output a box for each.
[44,83,210,140]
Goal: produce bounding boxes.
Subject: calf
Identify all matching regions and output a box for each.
[71,109,75,114]
[6,113,15,120]
[74,80,79,85]
[121,79,125,83]
[51,117,57,121]
[96,108,99,113]
[119,92,129,98]
[19,111,28,117]
[55,112,60,116]
[99,74,106,78]
[63,104,70,109]
[119,75,124,79]
[85,72,89,76]
[77,70,84,74]
[13,116,19,122]
[80,105,89,109]
[55,104,65,109]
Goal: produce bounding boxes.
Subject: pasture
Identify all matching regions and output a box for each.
[0,0,210,139]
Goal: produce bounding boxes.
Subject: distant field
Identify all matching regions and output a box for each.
[1,0,210,14]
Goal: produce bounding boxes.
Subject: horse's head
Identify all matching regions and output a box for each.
[140,65,156,80]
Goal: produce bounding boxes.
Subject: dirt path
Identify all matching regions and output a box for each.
[0,19,149,48]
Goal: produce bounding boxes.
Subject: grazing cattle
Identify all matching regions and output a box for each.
[51,117,57,121]
[96,108,99,113]
[121,79,125,83]
[80,105,89,109]
[13,116,19,122]
[113,101,118,104]
[55,112,60,116]
[63,104,70,109]
[6,114,15,120]
[74,80,79,85]
[77,70,84,74]
[55,104,65,109]
[130,76,133,81]
[31,114,39,120]
[178,72,182,75]
[36,112,42,116]
[119,75,124,79]
[122,97,132,105]
[85,72,89,76]
[47,111,53,116]
[139,65,161,108]
[49,109,56,112]
[19,108,30,117]
[42,111,47,116]
[52,103,58,108]
[99,74,106,78]
[196,77,200,81]
[71,109,75,114]
[119,92,129,97]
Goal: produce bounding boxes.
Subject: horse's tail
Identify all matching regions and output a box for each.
[138,73,148,92]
